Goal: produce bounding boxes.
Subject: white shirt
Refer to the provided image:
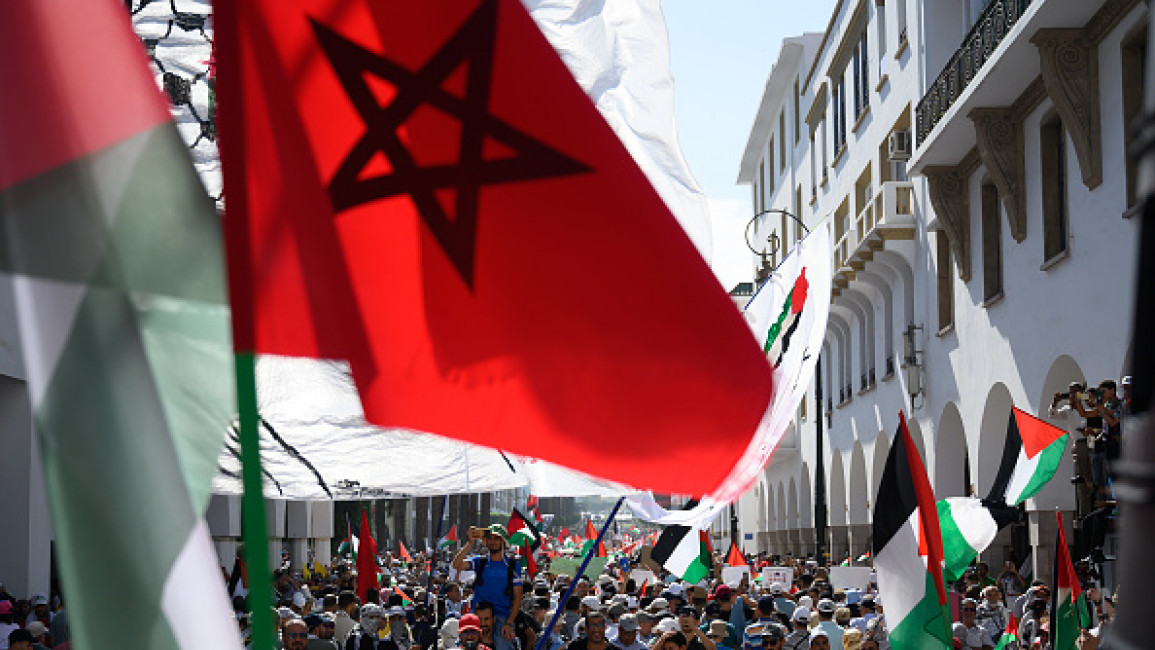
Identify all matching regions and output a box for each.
[0,622,19,650]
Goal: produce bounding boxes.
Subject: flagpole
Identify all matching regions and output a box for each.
[534,496,625,650]
[428,495,448,610]
[236,352,275,650]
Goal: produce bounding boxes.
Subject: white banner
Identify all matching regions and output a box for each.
[627,227,832,525]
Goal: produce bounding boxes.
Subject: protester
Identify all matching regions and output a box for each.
[811,601,841,650]
[459,614,489,650]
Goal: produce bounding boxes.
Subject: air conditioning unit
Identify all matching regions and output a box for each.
[888,130,912,161]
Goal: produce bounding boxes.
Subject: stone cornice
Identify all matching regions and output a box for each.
[969,107,1027,242]
[1032,28,1103,189]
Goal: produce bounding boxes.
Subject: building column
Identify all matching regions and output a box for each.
[414,497,429,552]
[311,500,334,566]
[207,493,242,571]
[1029,509,1073,585]
[847,524,871,561]
[828,526,849,565]
[0,377,52,599]
[266,499,287,571]
[480,492,492,527]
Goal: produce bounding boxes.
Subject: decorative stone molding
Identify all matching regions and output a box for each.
[924,164,971,281]
[969,107,1026,242]
[1031,28,1102,190]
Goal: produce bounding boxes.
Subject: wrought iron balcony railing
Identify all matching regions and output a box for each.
[914,0,1033,145]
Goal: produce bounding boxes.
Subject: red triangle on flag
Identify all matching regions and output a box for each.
[214,0,774,498]
[726,541,745,567]
[1012,407,1067,459]
[584,520,598,540]
[901,412,947,605]
[399,540,412,562]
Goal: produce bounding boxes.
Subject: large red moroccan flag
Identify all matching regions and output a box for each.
[356,510,379,604]
[213,0,773,496]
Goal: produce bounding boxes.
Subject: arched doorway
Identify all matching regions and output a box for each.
[935,402,969,497]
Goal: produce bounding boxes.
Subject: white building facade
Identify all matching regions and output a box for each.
[731,0,1144,584]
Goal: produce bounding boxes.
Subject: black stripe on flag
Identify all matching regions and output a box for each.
[985,411,1023,503]
[873,423,919,551]
[651,525,691,564]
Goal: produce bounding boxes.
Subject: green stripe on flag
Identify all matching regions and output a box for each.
[1010,434,1068,505]
[937,498,999,582]
[887,572,953,650]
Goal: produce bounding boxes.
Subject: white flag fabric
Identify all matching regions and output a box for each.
[629,226,832,525]
[522,0,714,261]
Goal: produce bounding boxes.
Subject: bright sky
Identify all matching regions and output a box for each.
[661,0,838,291]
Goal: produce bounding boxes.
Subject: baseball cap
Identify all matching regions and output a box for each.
[619,614,640,632]
[714,584,732,600]
[649,597,670,613]
[792,608,811,624]
[483,524,510,543]
[387,606,406,618]
[31,593,48,607]
[655,618,679,634]
[708,620,728,638]
[459,614,482,633]
[0,601,11,615]
[769,582,785,596]
[667,583,685,597]
[581,596,601,610]
[763,625,785,640]
[25,621,48,638]
[816,598,835,614]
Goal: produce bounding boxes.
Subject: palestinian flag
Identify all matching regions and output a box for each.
[580,538,607,557]
[651,526,712,584]
[399,541,413,562]
[584,519,598,541]
[872,413,952,650]
[393,585,414,607]
[438,525,458,550]
[857,551,871,562]
[987,408,1069,506]
[994,614,1018,650]
[338,512,359,556]
[228,556,248,599]
[726,542,746,567]
[1052,511,1090,650]
[559,527,571,542]
[636,578,648,597]
[0,2,242,648]
[508,509,543,551]
[937,497,1019,581]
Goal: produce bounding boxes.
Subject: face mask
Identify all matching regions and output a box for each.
[362,617,380,635]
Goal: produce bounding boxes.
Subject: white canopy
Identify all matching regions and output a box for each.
[211,356,635,500]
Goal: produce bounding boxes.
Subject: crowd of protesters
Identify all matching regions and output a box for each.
[1,515,1118,650]
[245,518,1124,650]
[1049,376,1129,561]
[0,585,68,650]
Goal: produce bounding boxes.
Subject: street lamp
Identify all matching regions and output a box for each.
[745,209,812,284]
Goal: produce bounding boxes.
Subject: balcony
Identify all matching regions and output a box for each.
[915,0,1034,146]
[831,181,917,296]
